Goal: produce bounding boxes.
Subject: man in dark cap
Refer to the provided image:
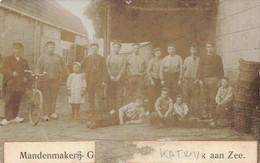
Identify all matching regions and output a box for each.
[106,41,126,113]
[0,42,30,126]
[196,42,224,119]
[36,41,67,122]
[81,43,107,116]
[126,43,145,102]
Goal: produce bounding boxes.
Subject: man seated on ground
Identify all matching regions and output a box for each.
[150,87,174,127]
[86,96,147,129]
[173,95,189,121]
[119,96,145,126]
[210,77,233,127]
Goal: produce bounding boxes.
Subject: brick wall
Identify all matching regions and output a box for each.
[216,0,260,82]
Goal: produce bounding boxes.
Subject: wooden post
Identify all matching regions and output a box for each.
[106,5,111,57]
[33,20,38,70]
[104,4,112,110]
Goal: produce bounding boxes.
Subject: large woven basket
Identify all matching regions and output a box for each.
[234,111,251,134]
[252,116,260,141]
[238,69,259,82]
[239,59,260,70]
[236,80,258,92]
[235,92,254,102]
[233,99,254,115]
[238,59,260,82]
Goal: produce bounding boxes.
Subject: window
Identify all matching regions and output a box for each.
[62,49,73,66]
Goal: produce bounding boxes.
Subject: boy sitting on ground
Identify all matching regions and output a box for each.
[150,87,174,127]
[210,77,233,127]
[173,95,189,121]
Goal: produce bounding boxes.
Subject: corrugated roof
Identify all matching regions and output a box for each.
[0,0,88,37]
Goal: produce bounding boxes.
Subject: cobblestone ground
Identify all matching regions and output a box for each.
[0,87,257,163]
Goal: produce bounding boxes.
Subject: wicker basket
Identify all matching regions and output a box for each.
[236,80,258,92]
[235,92,254,102]
[251,116,256,135]
[254,109,260,118]
[238,69,259,82]
[239,59,260,71]
[234,111,251,133]
[253,116,260,141]
[233,100,254,114]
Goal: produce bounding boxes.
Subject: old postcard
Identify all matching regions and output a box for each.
[0,0,259,162]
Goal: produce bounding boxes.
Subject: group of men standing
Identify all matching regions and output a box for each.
[83,41,224,121]
[0,40,224,126]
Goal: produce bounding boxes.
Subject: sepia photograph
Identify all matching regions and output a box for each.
[0,0,259,162]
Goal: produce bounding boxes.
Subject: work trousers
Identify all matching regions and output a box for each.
[201,77,219,116]
[4,89,24,121]
[87,79,105,114]
[108,79,125,112]
[164,72,180,100]
[149,78,161,112]
[127,75,144,103]
[40,79,60,116]
[183,78,200,116]
[214,102,232,122]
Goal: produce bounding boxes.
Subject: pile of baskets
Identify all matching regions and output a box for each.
[233,59,260,135]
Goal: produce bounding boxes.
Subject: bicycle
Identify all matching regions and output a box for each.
[24,70,46,126]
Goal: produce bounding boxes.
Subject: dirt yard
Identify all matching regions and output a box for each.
[0,87,257,163]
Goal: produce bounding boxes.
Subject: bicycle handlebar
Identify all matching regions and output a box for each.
[24,70,47,77]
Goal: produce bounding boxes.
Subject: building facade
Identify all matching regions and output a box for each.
[216,0,260,81]
[0,0,88,72]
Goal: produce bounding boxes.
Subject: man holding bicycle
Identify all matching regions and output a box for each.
[0,42,30,126]
[36,41,67,122]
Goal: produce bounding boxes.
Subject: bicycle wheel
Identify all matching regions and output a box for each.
[29,90,43,126]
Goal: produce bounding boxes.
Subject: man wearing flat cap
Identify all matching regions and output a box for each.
[147,47,163,112]
[160,44,183,100]
[126,43,145,102]
[0,42,30,126]
[36,41,67,122]
[81,43,107,116]
[106,42,126,112]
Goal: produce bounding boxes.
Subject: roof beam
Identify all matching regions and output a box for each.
[124,5,211,12]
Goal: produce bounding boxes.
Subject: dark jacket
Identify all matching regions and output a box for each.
[81,54,107,83]
[1,55,30,93]
[196,54,224,80]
